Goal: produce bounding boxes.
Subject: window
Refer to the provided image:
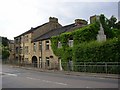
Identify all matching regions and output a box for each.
[68,40,73,47]
[20,47,23,54]
[25,46,28,54]
[26,35,28,42]
[46,57,50,66]
[21,36,24,43]
[24,35,29,42]
[58,41,62,48]
[39,41,42,50]
[33,43,36,52]
[15,38,19,44]
[46,41,49,50]
[16,47,18,54]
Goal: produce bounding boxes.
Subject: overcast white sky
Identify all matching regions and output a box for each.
[0,0,119,40]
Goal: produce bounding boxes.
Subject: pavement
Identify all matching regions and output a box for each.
[11,65,119,79]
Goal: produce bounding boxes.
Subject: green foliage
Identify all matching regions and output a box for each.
[2,46,10,59]
[108,15,117,28]
[2,37,9,47]
[61,47,73,62]
[99,14,120,38]
[73,38,120,74]
[73,37,120,62]
[51,22,100,62]
[51,19,120,62]
[115,21,120,29]
[112,28,120,38]
[0,36,10,59]
[73,22,100,45]
[51,14,120,73]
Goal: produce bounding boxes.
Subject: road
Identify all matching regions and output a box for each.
[1,64,119,88]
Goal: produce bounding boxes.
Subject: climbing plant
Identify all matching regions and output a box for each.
[50,14,120,73]
[51,22,100,62]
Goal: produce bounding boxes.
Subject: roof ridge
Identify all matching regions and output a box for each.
[32,23,75,42]
[14,22,49,38]
[32,23,76,42]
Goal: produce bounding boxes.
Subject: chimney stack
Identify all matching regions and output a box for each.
[49,17,58,23]
[75,19,88,25]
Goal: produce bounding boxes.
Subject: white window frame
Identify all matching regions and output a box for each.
[58,41,62,48]
[46,57,50,66]
[68,40,73,47]
[46,41,49,50]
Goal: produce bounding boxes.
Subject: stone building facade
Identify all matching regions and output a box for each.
[8,40,15,61]
[14,17,88,70]
[14,17,62,64]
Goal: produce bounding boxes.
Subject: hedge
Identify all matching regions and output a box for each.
[73,37,120,62]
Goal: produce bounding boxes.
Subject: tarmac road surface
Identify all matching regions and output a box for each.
[1,64,119,88]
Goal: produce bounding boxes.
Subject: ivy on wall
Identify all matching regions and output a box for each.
[50,22,100,62]
[50,15,120,64]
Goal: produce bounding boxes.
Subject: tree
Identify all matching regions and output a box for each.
[99,14,113,38]
[108,15,117,28]
[115,21,120,29]
[0,36,10,60]
[2,37,9,47]
[2,47,10,60]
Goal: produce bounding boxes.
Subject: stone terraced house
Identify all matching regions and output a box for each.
[14,17,88,70]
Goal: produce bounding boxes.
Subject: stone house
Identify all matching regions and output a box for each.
[31,19,87,69]
[14,17,62,64]
[8,40,15,61]
[14,17,88,70]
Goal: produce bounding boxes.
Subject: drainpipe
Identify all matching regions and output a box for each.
[41,40,43,69]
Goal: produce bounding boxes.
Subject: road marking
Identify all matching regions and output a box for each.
[99,77,106,79]
[53,82,67,86]
[6,73,18,76]
[26,77,38,80]
[86,86,91,88]
[26,77,67,86]
[42,80,67,86]
[42,80,52,83]
[0,72,17,77]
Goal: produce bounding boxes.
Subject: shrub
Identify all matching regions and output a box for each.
[73,37,120,62]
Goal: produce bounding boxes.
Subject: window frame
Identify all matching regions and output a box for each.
[45,40,49,50]
[58,41,62,48]
[68,39,73,47]
[33,43,36,52]
[39,41,42,51]
[46,57,50,66]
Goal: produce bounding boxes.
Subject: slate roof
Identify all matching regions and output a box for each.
[33,23,86,42]
[14,22,48,38]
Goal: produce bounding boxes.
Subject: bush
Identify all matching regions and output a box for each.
[73,37,120,62]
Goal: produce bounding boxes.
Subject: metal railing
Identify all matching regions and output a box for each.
[2,60,120,74]
[61,62,120,74]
